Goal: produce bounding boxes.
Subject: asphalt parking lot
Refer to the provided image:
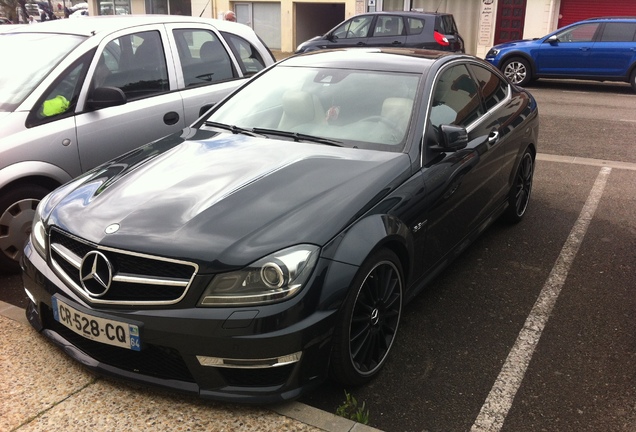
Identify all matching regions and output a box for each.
[1,79,635,432]
[300,81,636,431]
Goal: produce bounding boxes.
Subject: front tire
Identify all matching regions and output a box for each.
[330,249,403,386]
[502,149,534,224]
[502,57,532,86]
[0,185,49,273]
[630,69,636,92]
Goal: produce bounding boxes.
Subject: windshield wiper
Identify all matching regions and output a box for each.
[203,121,265,138]
[251,128,343,147]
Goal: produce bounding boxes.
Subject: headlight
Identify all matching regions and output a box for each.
[31,200,48,259]
[486,48,500,57]
[199,245,320,306]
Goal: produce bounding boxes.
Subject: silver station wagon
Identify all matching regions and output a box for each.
[0,15,275,272]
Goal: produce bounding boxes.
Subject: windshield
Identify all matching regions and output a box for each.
[0,33,86,112]
[207,65,420,151]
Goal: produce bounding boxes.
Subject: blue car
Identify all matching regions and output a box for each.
[485,17,636,91]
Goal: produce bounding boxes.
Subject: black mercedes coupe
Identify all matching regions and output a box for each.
[21,48,539,403]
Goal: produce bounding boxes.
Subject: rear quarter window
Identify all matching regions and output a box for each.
[221,32,268,76]
[407,18,425,36]
[469,64,509,111]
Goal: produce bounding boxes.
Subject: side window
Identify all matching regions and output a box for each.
[92,30,169,101]
[431,64,483,128]
[221,31,267,76]
[599,23,636,42]
[173,29,236,87]
[333,16,373,39]
[373,15,404,37]
[469,65,509,110]
[28,52,92,127]
[555,23,599,43]
[407,18,425,36]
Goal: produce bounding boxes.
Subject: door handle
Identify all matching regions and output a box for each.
[163,111,180,126]
[488,130,499,145]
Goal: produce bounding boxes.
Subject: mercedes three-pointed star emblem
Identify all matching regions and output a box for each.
[79,251,113,298]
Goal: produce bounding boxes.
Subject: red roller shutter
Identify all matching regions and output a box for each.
[558,0,636,28]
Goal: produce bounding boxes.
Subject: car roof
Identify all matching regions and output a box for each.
[582,16,636,21]
[3,15,246,37]
[356,11,454,18]
[281,48,463,73]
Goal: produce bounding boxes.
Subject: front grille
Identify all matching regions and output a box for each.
[49,228,198,305]
[42,305,195,383]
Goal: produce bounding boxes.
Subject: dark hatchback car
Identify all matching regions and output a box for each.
[22,48,537,403]
[485,17,636,91]
[296,11,464,53]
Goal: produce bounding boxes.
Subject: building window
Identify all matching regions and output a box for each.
[145,0,191,15]
[98,0,131,15]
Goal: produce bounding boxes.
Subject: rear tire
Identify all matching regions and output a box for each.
[502,149,534,224]
[0,185,49,273]
[330,249,403,386]
[502,57,532,86]
[630,69,636,92]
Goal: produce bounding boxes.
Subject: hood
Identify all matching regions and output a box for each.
[491,38,540,50]
[46,129,411,272]
[297,35,326,51]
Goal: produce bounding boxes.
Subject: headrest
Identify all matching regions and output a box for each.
[200,41,228,63]
[282,90,316,124]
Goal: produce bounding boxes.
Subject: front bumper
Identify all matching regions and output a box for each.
[484,56,499,67]
[21,240,354,403]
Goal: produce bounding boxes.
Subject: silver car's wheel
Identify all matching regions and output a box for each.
[0,185,49,273]
[330,249,403,386]
[502,57,532,86]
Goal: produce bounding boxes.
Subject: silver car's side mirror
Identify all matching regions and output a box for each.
[87,86,127,110]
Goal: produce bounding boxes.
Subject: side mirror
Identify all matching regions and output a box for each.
[87,86,127,110]
[199,103,215,117]
[547,35,558,44]
[430,124,468,152]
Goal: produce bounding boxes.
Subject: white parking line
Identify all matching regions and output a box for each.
[537,154,636,171]
[471,166,612,432]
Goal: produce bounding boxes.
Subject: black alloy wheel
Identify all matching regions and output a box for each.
[503,149,534,223]
[330,249,403,386]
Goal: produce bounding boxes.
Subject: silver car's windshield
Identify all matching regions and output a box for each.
[0,33,85,112]
[208,66,420,151]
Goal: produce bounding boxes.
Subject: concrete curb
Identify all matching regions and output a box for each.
[0,300,382,432]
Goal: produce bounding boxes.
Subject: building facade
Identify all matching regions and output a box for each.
[83,0,636,54]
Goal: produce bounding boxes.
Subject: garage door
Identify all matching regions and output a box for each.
[253,2,281,50]
[558,0,636,28]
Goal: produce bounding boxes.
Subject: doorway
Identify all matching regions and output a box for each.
[493,0,526,45]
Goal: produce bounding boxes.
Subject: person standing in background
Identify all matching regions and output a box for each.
[224,10,236,21]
